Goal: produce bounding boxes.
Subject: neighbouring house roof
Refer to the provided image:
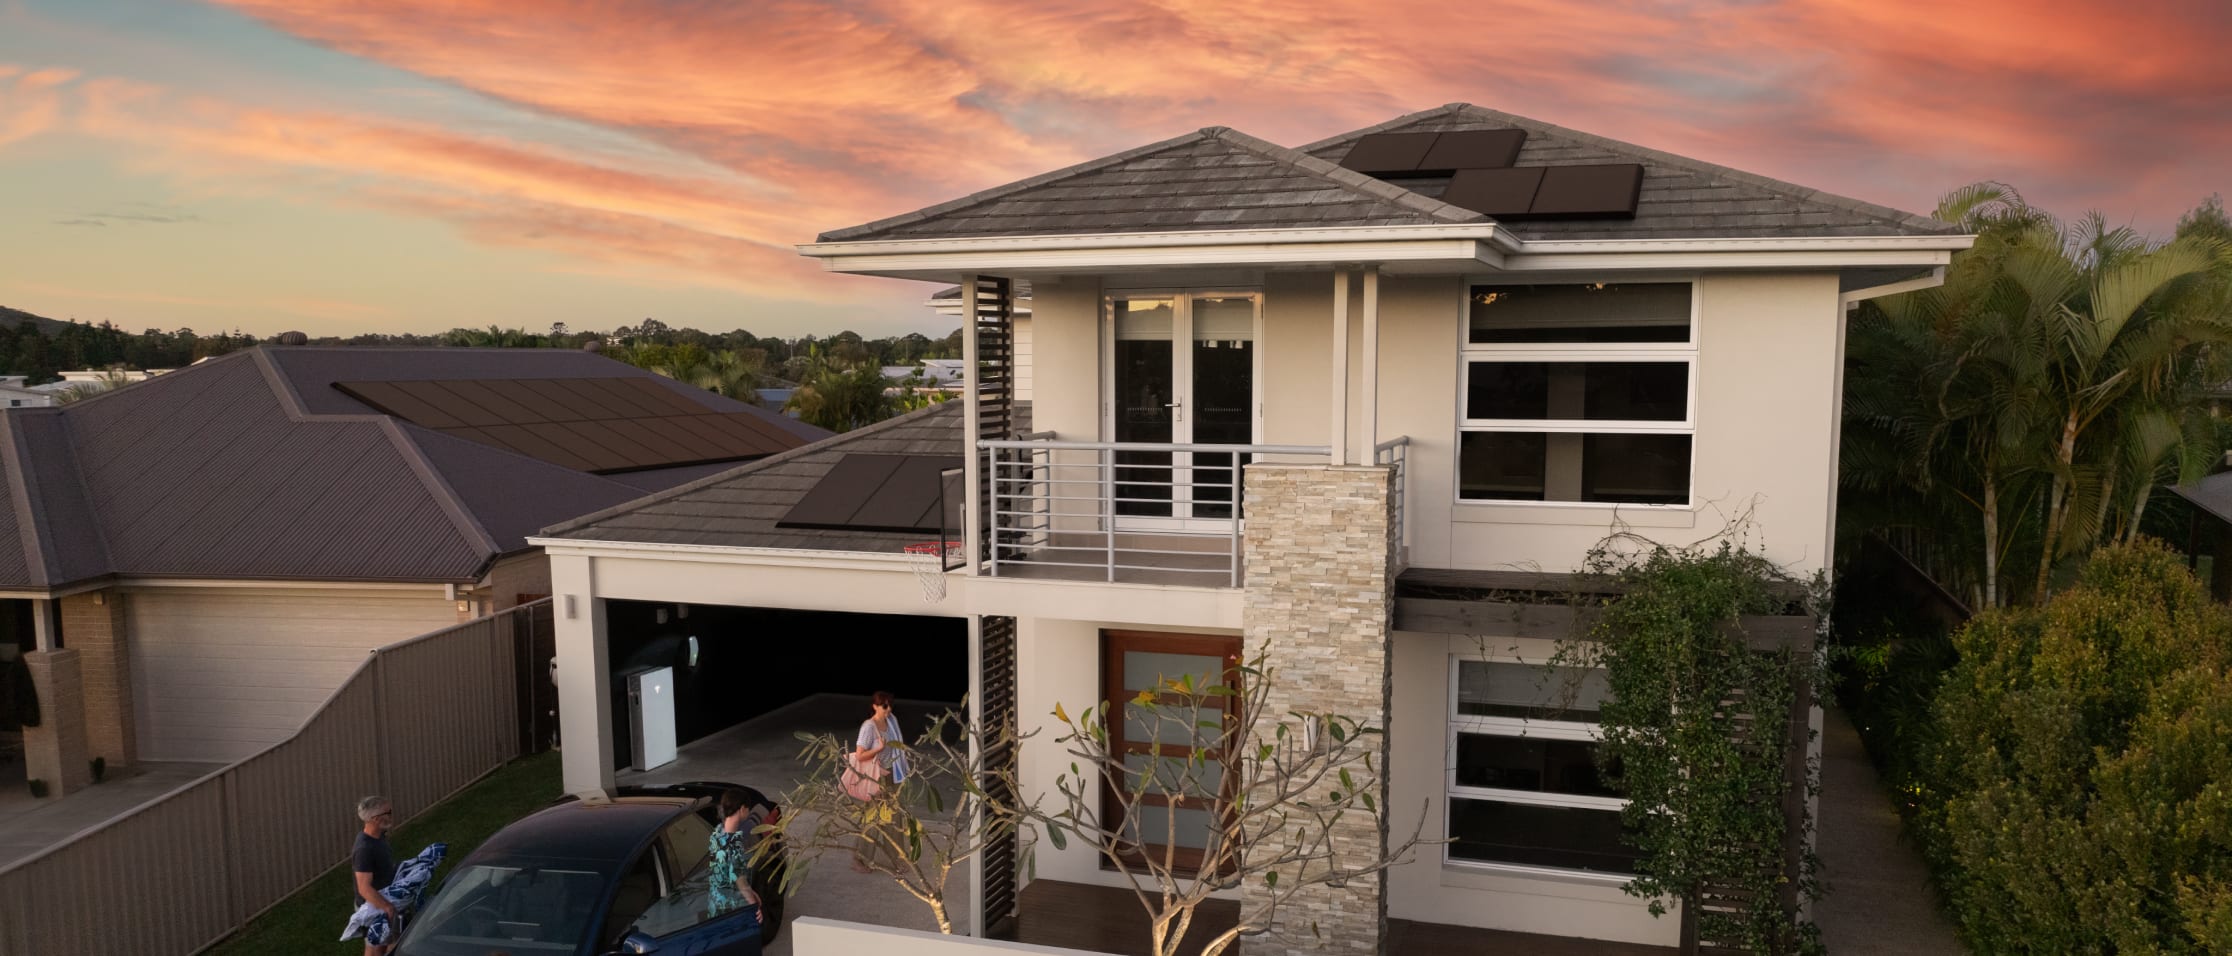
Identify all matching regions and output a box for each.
[544,399,1001,553]
[2171,471,2232,527]
[0,347,829,591]
[819,103,1956,244]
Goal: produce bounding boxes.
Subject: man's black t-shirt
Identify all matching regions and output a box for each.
[352,832,395,905]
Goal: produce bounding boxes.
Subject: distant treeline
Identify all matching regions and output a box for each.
[0,309,962,386]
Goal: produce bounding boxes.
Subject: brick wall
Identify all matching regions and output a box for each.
[21,649,92,795]
[59,591,134,769]
[1240,463,1396,956]
[480,553,553,614]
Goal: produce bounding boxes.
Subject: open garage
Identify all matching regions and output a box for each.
[602,600,967,772]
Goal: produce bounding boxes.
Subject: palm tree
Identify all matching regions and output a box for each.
[783,345,894,431]
[2018,215,2232,596]
[651,348,765,404]
[1842,185,2232,604]
[1844,184,2057,606]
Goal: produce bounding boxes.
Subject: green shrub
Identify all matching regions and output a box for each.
[26,778,46,798]
[1919,539,2232,952]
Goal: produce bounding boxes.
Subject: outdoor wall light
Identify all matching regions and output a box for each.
[564,595,577,619]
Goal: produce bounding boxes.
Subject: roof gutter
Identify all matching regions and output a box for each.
[800,224,1507,277]
[804,226,1975,278]
[1840,266,1950,310]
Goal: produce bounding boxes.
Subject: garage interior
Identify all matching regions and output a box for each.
[604,600,968,771]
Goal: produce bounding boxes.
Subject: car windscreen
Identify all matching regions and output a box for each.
[400,859,614,955]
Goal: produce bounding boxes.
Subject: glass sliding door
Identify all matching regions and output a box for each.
[1111,297,1177,517]
[1187,296,1255,520]
[1106,292,1258,529]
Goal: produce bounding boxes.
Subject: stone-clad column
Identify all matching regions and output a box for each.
[1240,463,1396,956]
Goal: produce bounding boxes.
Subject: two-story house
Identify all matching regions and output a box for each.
[535,103,1971,953]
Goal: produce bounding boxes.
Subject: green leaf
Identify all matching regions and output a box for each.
[1361,793,1376,813]
[1048,826,1067,850]
[1339,768,1355,792]
[1329,721,1346,743]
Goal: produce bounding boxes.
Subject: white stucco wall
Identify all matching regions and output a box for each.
[1022,269,1847,575]
[1387,630,1679,946]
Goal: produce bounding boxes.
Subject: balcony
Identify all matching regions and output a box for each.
[975,434,1408,587]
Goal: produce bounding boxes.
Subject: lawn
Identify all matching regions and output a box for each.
[209,751,562,956]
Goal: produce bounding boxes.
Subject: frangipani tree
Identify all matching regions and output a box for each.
[756,706,1035,935]
[1039,644,1432,956]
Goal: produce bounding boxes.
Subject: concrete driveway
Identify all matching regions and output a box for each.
[622,693,975,955]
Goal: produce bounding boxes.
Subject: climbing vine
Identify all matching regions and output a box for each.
[1554,539,1825,955]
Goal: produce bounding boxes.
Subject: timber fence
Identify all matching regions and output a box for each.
[0,598,552,956]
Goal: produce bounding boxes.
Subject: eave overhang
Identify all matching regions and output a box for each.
[800,226,1976,281]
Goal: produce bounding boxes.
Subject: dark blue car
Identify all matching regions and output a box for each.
[392,781,787,956]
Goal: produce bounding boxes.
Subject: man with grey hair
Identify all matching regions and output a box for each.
[353,796,399,954]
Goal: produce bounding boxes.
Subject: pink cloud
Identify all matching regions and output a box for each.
[0,65,79,147]
[15,0,2228,333]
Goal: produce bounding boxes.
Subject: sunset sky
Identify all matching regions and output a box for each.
[2,0,2227,339]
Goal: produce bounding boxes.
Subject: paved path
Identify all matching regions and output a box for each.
[623,693,968,956]
[1814,707,1966,955]
[0,760,224,869]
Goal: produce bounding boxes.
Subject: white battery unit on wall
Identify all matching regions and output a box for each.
[625,665,677,771]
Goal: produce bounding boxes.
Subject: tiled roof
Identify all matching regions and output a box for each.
[545,399,999,553]
[818,127,1483,242]
[2172,471,2232,527]
[0,347,823,590]
[1305,104,1959,240]
[816,103,1954,243]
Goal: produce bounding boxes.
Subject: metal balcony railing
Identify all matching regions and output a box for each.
[976,435,1409,586]
[1375,435,1411,569]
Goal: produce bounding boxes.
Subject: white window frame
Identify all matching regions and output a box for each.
[1445,653,1633,883]
[1454,280,1701,509]
[1100,288,1265,533]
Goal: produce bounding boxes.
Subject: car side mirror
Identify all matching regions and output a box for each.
[608,930,661,955]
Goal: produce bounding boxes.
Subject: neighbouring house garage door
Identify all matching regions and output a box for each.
[125,587,460,763]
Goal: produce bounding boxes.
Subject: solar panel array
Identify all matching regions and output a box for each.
[335,377,806,474]
[776,453,964,534]
[1339,128,1642,220]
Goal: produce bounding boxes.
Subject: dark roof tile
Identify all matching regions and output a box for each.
[545,400,1005,554]
[816,104,1955,244]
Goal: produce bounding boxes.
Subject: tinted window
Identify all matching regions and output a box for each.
[1456,661,1611,720]
[628,813,734,939]
[1454,734,1618,798]
[1448,799,1640,872]
[1469,283,1690,344]
[1466,362,1687,422]
[1459,433,1690,505]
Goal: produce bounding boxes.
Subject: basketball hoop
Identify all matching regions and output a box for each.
[902,540,964,602]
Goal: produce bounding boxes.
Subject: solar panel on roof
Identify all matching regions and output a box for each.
[1337,132,1439,175]
[777,454,965,534]
[1416,129,1527,173]
[1520,164,1644,219]
[334,377,804,475]
[1441,167,1547,217]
